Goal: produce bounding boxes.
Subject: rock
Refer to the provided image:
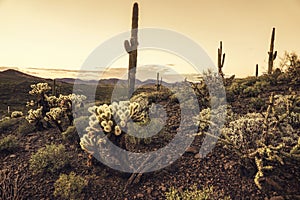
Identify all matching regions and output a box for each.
[9,154,17,158]
[25,144,30,151]
[185,146,198,154]
[269,196,284,200]
[146,187,152,195]
[194,153,202,159]
[136,193,144,198]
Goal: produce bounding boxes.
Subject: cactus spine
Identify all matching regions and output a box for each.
[268,27,277,74]
[124,2,139,97]
[218,41,225,79]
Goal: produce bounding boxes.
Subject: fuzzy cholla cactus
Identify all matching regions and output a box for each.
[26,107,43,124]
[220,93,299,189]
[80,101,143,163]
[29,83,51,95]
[45,108,63,123]
[10,111,23,118]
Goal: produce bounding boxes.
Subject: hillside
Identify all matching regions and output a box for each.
[0,68,299,199]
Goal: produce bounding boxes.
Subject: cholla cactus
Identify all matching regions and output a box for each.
[80,101,144,164]
[29,83,51,95]
[194,92,300,189]
[10,111,23,118]
[26,107,43,124]
[26,82,86,132]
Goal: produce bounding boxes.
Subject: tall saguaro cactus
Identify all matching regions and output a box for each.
[268,27,277,74]
[124,2,139,97]
[52,79,57,97]
[156,72,162,91]
[256,64,259,77]
[218,41,225,79]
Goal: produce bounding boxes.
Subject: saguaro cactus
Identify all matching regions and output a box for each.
[218,41,225,79]
[268,27,277,74]
[256,64,259,77]
[156,72,162,91]
[124,2,139,97]
[52,79,57,97]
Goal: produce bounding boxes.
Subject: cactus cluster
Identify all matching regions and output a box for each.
[194,92,300,189]
[80,101,144,160]
[25,82,86,132]
[28,83,51,95]
[10,111,23,118]
[26,107,43,124]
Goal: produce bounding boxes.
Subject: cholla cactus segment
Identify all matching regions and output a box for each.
[80,133,104,155]
[29,83,51,95]
[11,111,23,118]
[26,100,35,107]
[194,105,234,133]
[26,107,43,124]
[46,107,63,122]
[84,101,143,137]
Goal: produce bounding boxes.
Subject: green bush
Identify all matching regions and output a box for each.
[165,185,231,200]
[0,134,18,151]
[54,172,88,200]
[29,144,69,175]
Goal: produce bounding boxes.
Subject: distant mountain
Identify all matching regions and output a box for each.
[0,69,47,82]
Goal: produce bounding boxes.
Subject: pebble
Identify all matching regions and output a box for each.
[9,154,17,158]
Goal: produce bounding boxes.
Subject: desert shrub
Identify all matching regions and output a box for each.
[194,92,300,189]
[0,117,20,132]
[29,144,69,175]
[249,97,265,111]
[16,118,36,136]
[0,134,18,151]
[165,184,231,200]
[54,172,88,200]
[10,111,23,118]
[228,82,247,95]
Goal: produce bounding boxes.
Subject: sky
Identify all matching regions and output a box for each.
[0,0,299,80]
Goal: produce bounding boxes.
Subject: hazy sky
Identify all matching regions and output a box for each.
[0,0,299,79]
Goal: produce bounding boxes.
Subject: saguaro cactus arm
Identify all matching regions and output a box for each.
[125,2,139,97]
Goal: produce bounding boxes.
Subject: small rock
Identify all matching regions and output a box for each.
[146,187,152,195]
[25,145,30,151]
[185,146,198,154]
[194,153,202,159]
[9,154,17,158]
[269,196,284,200]
[136,193,144,198]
